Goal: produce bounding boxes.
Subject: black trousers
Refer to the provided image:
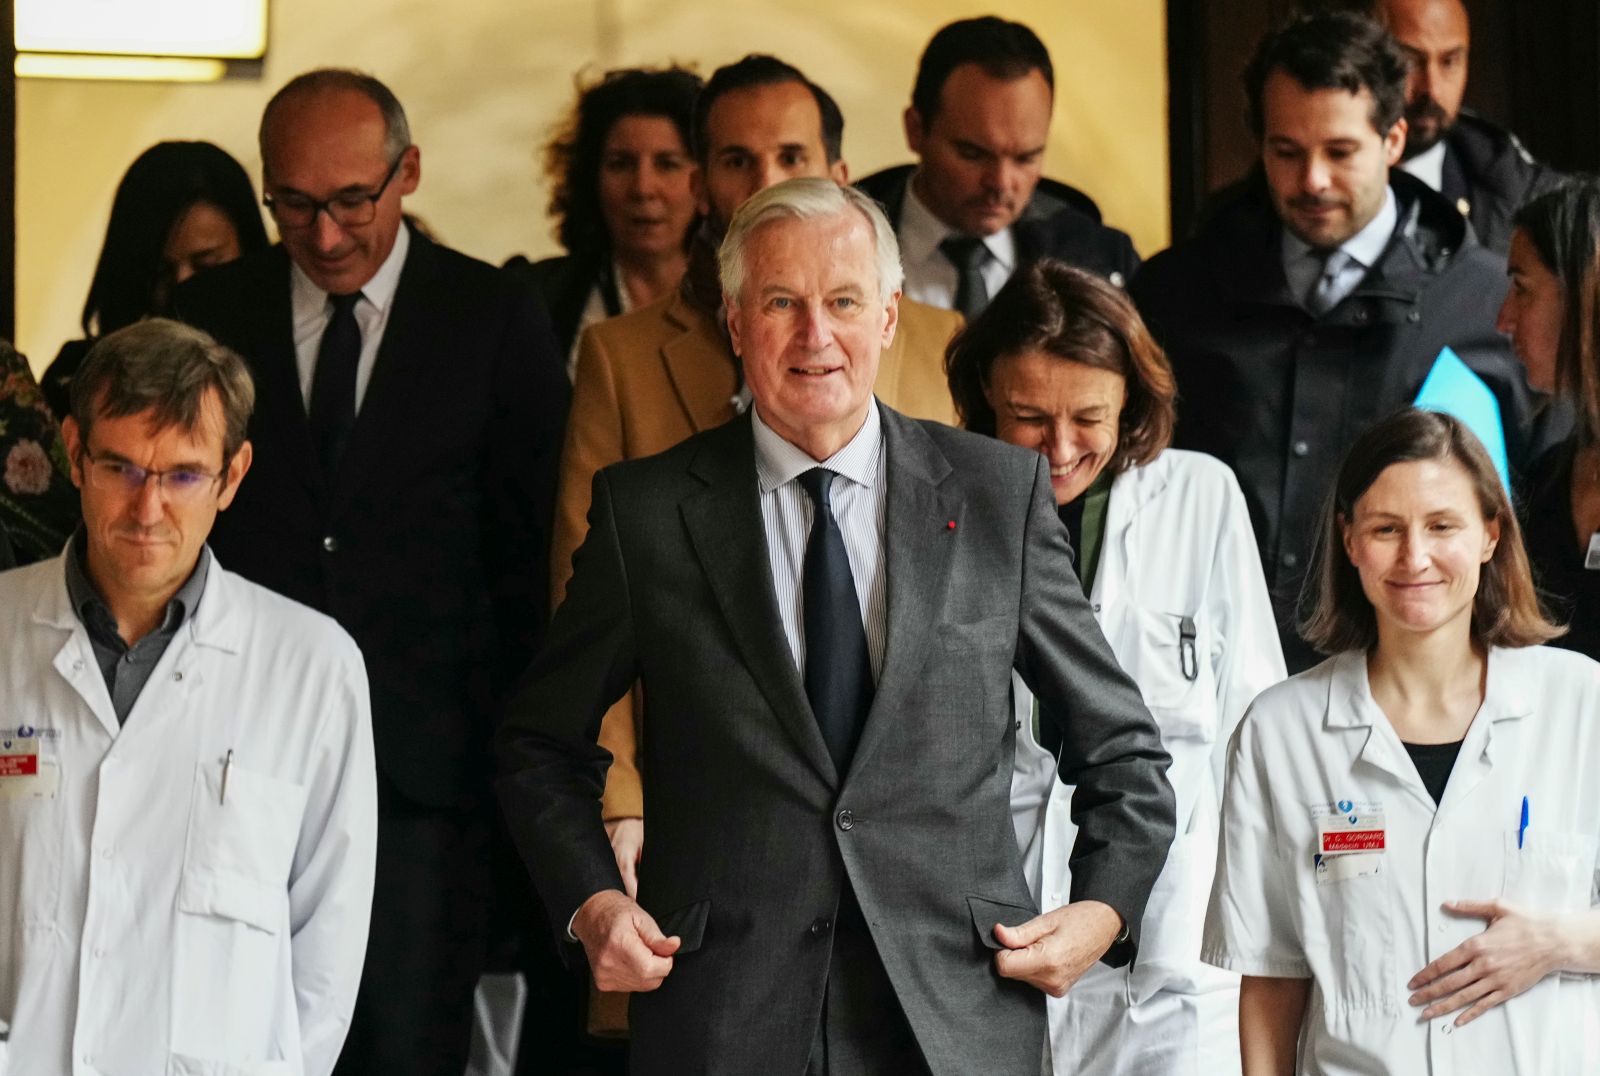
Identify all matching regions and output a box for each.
[805,889,930,1076]
[334,776,493,1076]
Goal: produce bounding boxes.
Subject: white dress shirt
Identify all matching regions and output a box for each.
[750,400,888,681]
[897,177,1016,312]
[1281,186,1398,315]
[1399,141,1448,193]
[290,222,411,413]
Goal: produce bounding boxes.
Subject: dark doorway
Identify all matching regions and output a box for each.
[1167,0,1600,242]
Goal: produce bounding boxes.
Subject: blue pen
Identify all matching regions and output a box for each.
[1518,796,1530,849]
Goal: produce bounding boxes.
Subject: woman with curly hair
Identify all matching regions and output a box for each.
[510,66,702,376]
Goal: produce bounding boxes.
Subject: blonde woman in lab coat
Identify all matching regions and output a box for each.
[946,260,1286,1075]
[1206,408,1600,1076]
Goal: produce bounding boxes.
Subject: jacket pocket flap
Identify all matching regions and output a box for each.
[177,868,283,935]
[653,898,711,953]
[967,894,1038,951]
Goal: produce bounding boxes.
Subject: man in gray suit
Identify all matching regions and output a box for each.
[496,178,1175,1074]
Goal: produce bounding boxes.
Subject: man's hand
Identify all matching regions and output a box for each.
[572,889,680,993]
[604,816,644,899]
[1407,899,1563,1025]
[994,899,1123,997]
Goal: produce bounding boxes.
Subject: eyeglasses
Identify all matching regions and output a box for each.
[263,153,405,230]
[82,452,224,503]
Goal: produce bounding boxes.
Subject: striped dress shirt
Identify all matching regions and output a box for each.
[751,400,888,682]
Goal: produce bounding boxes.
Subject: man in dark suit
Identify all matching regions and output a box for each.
[497,177,1174,1074]
[856,16,1140,320]
[176,69,567,1075]
[1376,0,1557,253]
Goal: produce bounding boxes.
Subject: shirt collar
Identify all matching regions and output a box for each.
[1397,141,1448,193]
[1281,184,1399,273]
[289,219,411,313]
[63,527,211,640]
[752,397,882,495]
[899,174,1016,273]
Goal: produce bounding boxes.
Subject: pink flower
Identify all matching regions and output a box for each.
[4,439,53,496]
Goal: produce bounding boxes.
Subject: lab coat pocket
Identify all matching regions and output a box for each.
[1503,830,1593,911]
[1120,607,1212,739]
[1311,861,1397,1015]
[170,761,306,1063]
[168,1054,295,1075]
[1128,829,1209,1003]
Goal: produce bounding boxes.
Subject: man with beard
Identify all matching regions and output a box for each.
[1131,10,1543,672]
[1377,0,1556,252]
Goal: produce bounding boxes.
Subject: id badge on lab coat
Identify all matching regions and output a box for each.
[0,725,60,800]
[1313,800,1385,884]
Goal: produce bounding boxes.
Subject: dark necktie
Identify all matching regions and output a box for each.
[939,235,991,320]
[1304,249,1352,317]
[308,292,362,474]
[798,467,873,773]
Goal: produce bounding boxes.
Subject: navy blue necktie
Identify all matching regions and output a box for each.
[798,467,873,773]
[308,292,362,474]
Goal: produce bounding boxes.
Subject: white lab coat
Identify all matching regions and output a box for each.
[0,553,377,1076]
[1205,646,1600,1076]
[1011,449,1286,1075]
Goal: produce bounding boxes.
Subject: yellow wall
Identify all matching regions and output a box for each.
[15,0,1168,373]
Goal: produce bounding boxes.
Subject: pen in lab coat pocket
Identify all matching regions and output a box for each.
[221,749,233,806]
[1518,795,1529,849]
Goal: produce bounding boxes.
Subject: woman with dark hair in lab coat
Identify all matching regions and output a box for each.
[1207,408,1600,1075]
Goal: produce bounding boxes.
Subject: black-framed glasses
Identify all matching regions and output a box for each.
[81,451,224,503]
[263,153,405,230]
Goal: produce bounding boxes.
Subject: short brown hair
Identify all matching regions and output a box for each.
[70,318,256,464]
[1299,408,1561,653]
[945,259,1175,474]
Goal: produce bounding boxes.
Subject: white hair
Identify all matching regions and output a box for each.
[718,178,905,303]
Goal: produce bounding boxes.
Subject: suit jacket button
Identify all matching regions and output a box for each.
[836,809,854,831]
[322,535,339,553]
[809,917,832,936]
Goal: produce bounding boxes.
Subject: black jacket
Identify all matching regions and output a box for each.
[1440,109,1559,254]
[503,252,621,362]
[855,164,1140,285]
[175,230,569,807]
[1132,171,1549,669]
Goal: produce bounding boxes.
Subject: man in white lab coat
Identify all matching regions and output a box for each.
[0,319,377,1076]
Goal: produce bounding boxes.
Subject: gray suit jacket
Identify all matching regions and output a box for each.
[496,406,1175,1076]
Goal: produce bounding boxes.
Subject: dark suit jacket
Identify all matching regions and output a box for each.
[856,164,1142,284]
[177,229,568,807]
[1441,109,1561,255]
[504,252,621,360]
[496,406,1175,1076]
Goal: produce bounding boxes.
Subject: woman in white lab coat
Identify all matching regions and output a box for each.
[946,260,1286,1075]
[1205,408,1600,1076]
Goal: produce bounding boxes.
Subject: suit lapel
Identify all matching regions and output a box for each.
[660,292,740,434]
[679,416,838,786]
[845,409,956,783]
